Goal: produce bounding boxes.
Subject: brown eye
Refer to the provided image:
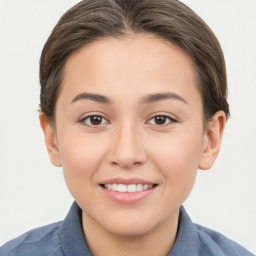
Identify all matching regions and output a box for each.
[154,116,167,125]
[148,115,176,126]
[80,115,107,126]
[90,116,103,125]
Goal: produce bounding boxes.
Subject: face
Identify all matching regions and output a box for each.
[43,35,222,237]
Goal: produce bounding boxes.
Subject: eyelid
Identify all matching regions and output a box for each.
[77,112,178,128]
[146,113,178,126]
[78,113,110,127]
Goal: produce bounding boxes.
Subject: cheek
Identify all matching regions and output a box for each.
[149,128,203,194]
[57,129,107,196]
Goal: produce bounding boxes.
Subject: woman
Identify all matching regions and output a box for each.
[0,0,254,255]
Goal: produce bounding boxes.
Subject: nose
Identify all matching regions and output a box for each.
[107,122,147,169]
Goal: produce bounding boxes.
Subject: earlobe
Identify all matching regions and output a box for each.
[199,111,226,170]
[39,112,62,167]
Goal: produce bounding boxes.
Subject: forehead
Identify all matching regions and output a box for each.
[59,35,201,108]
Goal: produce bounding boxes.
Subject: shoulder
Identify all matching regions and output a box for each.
[195,224,255,256]
[172,206,255,256]
[0,222,63,256]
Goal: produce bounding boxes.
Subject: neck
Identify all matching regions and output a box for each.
[82,210,179,256]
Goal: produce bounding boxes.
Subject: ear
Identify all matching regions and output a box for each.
[39,112,62,167]
[199,111,226,170]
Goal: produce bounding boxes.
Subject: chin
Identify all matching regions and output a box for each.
[94,211,159,237]
[105,221,154,237]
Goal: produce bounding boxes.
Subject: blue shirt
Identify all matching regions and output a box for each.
[0,202,254,256]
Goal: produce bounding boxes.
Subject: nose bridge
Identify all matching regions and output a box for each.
[108,119,146,168]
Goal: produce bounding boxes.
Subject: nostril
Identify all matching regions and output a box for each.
[109,158,145,169]
[110,161,119,166]
[133,161,143,165]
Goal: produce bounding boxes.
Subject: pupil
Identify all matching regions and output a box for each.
[155,116,166,125]
[90,116,102,125]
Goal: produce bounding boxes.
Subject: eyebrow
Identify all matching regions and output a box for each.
[71,92,112,104]
[71,91,188,105]
[142,92,188,105]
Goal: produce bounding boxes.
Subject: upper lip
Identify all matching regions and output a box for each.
[100,177,156,185]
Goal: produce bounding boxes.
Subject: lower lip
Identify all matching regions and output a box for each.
[100,186,157,204]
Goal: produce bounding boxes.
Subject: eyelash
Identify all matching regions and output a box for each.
[147,115,177,126]
[79,115,108,127]
[78,114,177,127]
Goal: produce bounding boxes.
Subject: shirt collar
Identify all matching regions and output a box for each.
[59,201,92,256]
[168,206,200,256]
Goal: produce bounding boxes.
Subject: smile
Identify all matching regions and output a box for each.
[103,184,154,193]
[99,178,158,204]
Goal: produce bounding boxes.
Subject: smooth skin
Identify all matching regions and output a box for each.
[40,34,226,256]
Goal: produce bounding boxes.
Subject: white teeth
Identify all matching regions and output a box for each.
[143,184,149,190]
[127,184,136,192]
[136,184,143,191]
[112,183,118,191]
[118,184,127,192]
[103,183,155,192]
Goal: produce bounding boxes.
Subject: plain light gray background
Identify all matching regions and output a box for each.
[0,0,255,253]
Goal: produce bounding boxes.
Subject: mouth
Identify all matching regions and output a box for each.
[100,183,158,193]
[99,178,158,204]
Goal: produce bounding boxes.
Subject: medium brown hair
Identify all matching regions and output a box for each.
[40,0,230,125]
